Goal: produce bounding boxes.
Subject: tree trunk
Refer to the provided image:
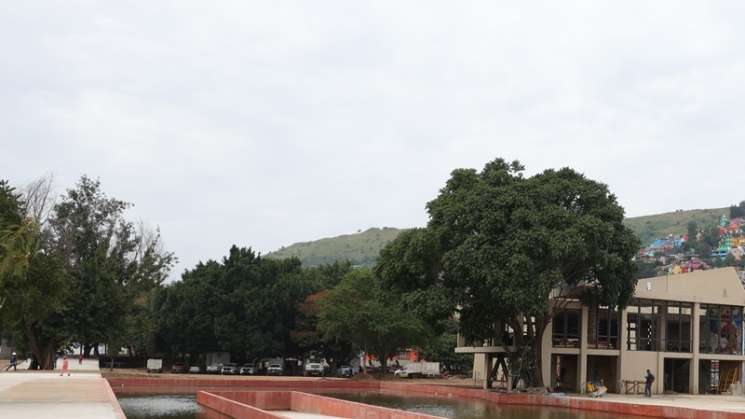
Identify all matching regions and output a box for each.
[25,323,57,370]
[530,317,550,388]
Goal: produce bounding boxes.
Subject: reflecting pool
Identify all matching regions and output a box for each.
[325,392,648,419]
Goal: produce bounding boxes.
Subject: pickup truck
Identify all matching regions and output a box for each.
[304,361,324,377]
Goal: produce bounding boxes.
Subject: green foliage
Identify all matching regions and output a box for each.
[49,176,175,355]
[152,246,331,361]
[0,182,71,369]
[266,227,405,267]
[730,201,745,219]
[624,207,727,244]
[317,268,429,368]
[377,158,639,386]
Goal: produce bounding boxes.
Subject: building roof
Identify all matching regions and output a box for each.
[634,267,745,306]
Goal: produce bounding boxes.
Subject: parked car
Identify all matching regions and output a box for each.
[267,363,284,376]
[206,363,223,374]
[171,362,187,373]
[337,365,353,378]
[188,365,202,374]
[240,364,256,375]
[221,362,239,375]
[146,358,163,373]
[304,361,324,377]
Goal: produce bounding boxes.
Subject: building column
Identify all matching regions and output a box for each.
[619,307,628,394]
[542,319,552,387]
[482,353,492,390]
[579,306,589,393]
[691,302,700,394]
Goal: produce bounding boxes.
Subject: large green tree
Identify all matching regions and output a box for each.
[317,268,429,370]
[377,159,639,387]
[153,246,320,362]
[0,180,71,369]
[49,176,174,356]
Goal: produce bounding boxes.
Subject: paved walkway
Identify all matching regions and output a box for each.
[0,370,124,419]
[570,393,745,413]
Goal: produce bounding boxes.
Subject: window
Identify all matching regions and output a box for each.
[664,302,692,352]
[552,310,580,348]
[700,304,743,355]
[589,305,619,349]
[627,300,658,351]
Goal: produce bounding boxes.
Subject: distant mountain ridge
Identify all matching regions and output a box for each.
[265,227,406,267]
[267,207,733,267]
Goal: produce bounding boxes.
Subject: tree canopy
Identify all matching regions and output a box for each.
[317,268,429,369]
[377,158,639,386]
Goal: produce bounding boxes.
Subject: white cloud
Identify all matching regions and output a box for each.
[2,1,744,278]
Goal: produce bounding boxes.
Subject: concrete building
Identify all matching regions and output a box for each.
[457,267,745,395]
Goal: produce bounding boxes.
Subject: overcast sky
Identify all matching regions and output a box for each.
[3,2,744,278]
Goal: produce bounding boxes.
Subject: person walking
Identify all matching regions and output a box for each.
[60,355,70,376]
[644,369,655,397]
[4,352,17,371]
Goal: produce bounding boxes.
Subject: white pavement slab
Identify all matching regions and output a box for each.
[0,371,122,419]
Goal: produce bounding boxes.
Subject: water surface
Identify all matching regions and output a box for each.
[325,391,648,419]
[118,394,226,419]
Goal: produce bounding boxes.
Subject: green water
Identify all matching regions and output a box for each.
[325,392,648,419]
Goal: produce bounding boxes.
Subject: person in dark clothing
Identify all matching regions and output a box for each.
[4,352,17,371]
[644,369,655,397]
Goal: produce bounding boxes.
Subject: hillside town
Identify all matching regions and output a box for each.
[638,214,745,282]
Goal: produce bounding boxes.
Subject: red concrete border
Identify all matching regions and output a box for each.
[289,391,444,419]
[379,382,745,419]
[107,377,377,395]
[197,391,285,419]
[107,377,745,419]
[198,390,446,419]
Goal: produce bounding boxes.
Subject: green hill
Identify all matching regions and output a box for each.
[266,207,732,267]
[624,207,728,245]
[265,227,407,267]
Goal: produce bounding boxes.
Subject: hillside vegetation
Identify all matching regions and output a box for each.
[267,207,732,266]
[624,207,728,244]
[266,227,406,267]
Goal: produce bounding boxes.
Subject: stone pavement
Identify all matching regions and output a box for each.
[0,371,125,419]
[571,393,745,413]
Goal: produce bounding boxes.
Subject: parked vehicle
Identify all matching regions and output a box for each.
[146,358,163,373]
[304,361,324,377]
[337,365,353,378]
[240,364,256,375]
[221,363,239,375]
[171,362,187,373]
[267,363,284,376]
[206,363,223,374]
[394,362,440,378]
[188,365,202,374]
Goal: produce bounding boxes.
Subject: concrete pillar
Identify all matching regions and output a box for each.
[579,306,589,393]
[482,353,492,390]
[656,352,665,395]
[692,303,700,394]
[619,307,628,394]
[542,318,552,387]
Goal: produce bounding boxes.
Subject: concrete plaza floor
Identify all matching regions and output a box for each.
[566,392,745,413]
[0,370,124,419]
